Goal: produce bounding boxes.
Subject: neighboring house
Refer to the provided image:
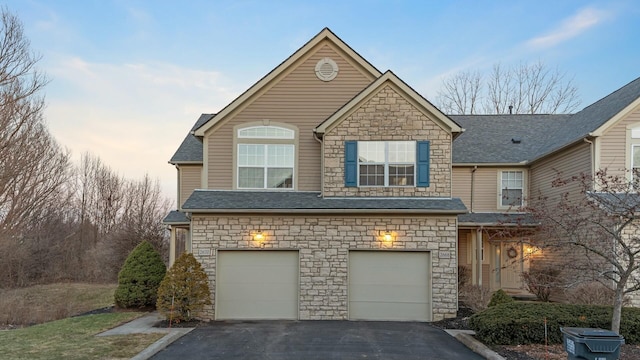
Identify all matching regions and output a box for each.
[164,28,640,321]
[452,77,640,300]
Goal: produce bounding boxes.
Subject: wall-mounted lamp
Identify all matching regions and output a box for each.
[525,245,540,255]
[254,231,265,242]
[384,232,393,242]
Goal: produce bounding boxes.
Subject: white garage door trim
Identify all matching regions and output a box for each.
[349,251,431,321]
[216,250,299,320]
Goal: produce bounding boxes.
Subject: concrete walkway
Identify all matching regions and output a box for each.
[97,312,194,360]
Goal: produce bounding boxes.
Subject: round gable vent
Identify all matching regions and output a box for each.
[315,57,339,82]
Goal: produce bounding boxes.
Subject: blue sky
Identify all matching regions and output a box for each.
[5,0,640,203]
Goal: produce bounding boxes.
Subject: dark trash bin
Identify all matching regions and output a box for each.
[560,327,625,360]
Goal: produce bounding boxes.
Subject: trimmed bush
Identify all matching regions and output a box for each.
[470,302,640,345]
[488,289,514,307]
[156,252,211,322]
[114,241,166,308]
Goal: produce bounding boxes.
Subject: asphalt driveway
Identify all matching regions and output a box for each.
[151,320,484,360]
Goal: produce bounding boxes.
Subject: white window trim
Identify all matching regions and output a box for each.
[237,144,295,190]
[357,141,416,187]
[632,144,640,188]
[497,169,526,209]
[233,122,298,191]
[238,125,294,139]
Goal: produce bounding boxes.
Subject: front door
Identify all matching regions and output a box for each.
[492,242,523,290]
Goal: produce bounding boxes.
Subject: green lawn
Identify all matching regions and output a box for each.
[0,312,164,360]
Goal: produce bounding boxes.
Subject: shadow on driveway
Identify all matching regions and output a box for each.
[151,320,484,360]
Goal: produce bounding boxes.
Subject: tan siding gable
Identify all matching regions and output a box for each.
[206,42,374,190]
[598,105,640,177]
[179,165,202,208]
[529,142,591,204]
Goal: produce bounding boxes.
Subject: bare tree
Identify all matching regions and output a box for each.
[526,170,640,333]
[437,61,581,115]
[0,7,70,238]
[436,70,482,114]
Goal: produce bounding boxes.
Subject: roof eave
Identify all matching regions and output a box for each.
[590,96,640,137]
[452,162,529,167]
[162,220,191,225]
[169,160,203,165]
[183,208,467,215]
[458,222,539,227]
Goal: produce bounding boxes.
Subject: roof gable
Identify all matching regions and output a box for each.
[315,70,462,135]
[169,113,214,164]
[584,76,640,137]
[194,28,382,137]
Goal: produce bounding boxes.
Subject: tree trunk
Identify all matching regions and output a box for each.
[611,283,625,334]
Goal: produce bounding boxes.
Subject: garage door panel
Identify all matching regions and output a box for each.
[349,251,431,321]
[217,251,298,320]
[350,284,429,303]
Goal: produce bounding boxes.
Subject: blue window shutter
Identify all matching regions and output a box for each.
[344,141,357,187]
[416,141,430,187]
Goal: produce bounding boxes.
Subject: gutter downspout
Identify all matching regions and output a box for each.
[470,166,477,213]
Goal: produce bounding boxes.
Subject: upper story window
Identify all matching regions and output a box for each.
[358,141,416,186]
[500,170,524,207]
[236,125,295,189]
[344,140,430,188]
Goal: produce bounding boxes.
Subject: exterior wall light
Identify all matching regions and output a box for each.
[384,232,393,242]
[254,231,264,242]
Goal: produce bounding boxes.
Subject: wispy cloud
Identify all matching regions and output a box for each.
[526,7,610,49]
[45,56,241,200]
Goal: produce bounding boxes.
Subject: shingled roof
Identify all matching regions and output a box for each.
[182,190,467,214]
[452,76,640,165]
[169,113,214,164]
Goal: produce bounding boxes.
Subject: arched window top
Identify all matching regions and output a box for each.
[238,126,294,139]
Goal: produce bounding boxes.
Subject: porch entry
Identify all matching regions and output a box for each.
[491,241,525,290]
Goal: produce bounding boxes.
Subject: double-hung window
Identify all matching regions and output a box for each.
[237,125,295,189]
[500,170,524,207]
[358,141,416,186]
[633,145,640,188]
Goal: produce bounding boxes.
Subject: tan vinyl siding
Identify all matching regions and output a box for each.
[179,165,202,208]
[452,167,472,208]
[529,142,591,205]
[454,166,531,212]
[206,41,374,190]
[599,106,640,177]
[469,168,501,212]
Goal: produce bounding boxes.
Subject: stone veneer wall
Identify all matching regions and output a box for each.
[191,214,458,321]
[322,84,452,197]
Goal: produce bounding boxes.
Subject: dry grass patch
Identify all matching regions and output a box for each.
[0,312,164,360]
[0,283,117,326]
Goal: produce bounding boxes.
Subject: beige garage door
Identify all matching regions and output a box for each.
[216,251,298,320]
[349,251,431,321]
